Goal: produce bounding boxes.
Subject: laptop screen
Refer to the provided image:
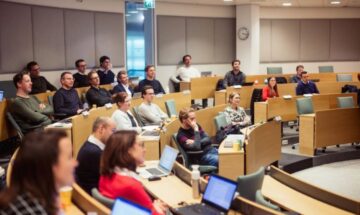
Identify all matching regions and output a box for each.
[203,175,237,211]
[159,145,178,172]
[0,91,3,102]
[112,198,151,215]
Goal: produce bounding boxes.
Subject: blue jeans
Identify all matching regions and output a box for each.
[200,147,219,167]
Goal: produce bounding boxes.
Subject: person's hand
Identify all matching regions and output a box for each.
[76,109,83,114]
[153,199,168,214]
[186,139,194,145]
[187,119,198,131]
[39,103,46,110]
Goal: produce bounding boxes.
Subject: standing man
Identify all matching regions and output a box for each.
[113,70,134,96]
[26,61,57,94]
[76,117,116,194]
[97,56,115,85]
[10,72,53,133]
[73,59,90,88]
[296,71,320,95]
[171,54,200,83]
[53,72,83,118]
[137,65,165,95]
[223,59,246,88]
[291,65,304,83]
[86,71,112,108]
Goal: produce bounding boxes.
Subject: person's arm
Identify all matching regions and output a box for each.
[240,72,246,85]
[12,99,50,124]
[44,77,57,91]
[136,80,145,93]
[127,184,164,215]
[138,105,162,124]
[239,108,251,126]
[158,81,166,94]
[177,130,202,151]
[223,73,229,88]
[199,128,212,147]
[262,87,269,101]
[295,83,302,96]
[170,69,181,83]
[155,105,168,119]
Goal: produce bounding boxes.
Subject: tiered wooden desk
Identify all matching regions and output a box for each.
[179,76,222,100]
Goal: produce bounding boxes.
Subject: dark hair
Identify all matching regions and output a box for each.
[13,72,29,88]
[87,70,98,81]
[145,65,155,73]
[26,61,38,72]
[141,85,153,98]
[182,54,192,63]
[117,70,127,80]
[296,65,304,72]
[99,56,110,65]
[178,107,195,123]
[75,59,85,68]
[232,59,241,66]
[100,130,138,176]
[0,129,68,215]
[267,76,278,93]
[300,71,308,77]
[113,92,128,107]
[228,92,240,103]
[60,71,72,80]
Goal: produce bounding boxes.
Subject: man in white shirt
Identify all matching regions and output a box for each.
[171,54,200,83]
[138,85,168,126]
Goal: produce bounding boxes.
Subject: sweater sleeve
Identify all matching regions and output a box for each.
[262,87,269,101]
[127,185,162,215]
[12,99,50,124]
[177,129,202,151]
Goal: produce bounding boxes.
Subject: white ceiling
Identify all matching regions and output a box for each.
[155,0,360,7]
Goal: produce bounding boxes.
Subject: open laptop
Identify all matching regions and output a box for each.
[0,91,4,102]
[201,71,212,77]
[112,198,151,215]
[176,174,237,215]
[140,145,178,178]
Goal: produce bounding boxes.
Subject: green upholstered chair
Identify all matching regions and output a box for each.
[213,113,229,131]
[91,188,115,208]
[336,74,352,82]
[172,133,217,174]
[318,66,334,73]
[296,98,314,115]
[255,190,281,211]
[6,112,24,141]
[237,166,265,201]
[337,96,355,108]
[267,67,283,75]
[165,99,177,117]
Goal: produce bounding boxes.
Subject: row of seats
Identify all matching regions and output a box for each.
[267,65,335,74]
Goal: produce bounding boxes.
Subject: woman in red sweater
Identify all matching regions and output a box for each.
[262,77,279,101]
[99,130,167,215]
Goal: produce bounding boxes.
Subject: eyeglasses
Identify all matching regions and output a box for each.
[91,76,100,80]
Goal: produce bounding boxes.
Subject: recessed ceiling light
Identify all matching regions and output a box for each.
[282,2,292,6]
[330,1,341,5]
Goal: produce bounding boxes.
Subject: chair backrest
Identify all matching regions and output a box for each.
[250,88,263,124]
[213,113,228,131]
[255,190,281,211]
[237,166,265,201]
[165,99,177,117]
[6,112,24,141]
[296,97,314,115]
[337,96,355,108]
[132,106,145,127]
[91,188,115,208]
[48,95,54,107]
[336,74,352,82]
[266,67,282,75]
[318,66,334,73]
[172,133,190,168]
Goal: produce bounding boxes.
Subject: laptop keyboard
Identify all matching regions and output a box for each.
[146,168,164,176]
[191,204,222,215]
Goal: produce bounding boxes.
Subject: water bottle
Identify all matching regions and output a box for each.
[191,165,200,199]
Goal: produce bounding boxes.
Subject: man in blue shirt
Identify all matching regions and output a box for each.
[296,71,320,95]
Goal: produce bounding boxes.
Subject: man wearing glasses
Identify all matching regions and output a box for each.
[86,71,112,108]
[53,71,84,118]
[27,61,57,94]
[296,71,320,95]
[73,59,90,88]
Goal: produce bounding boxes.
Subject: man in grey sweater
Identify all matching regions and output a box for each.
[138,85,168,126]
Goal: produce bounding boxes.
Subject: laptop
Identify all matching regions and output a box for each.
[201,71,212,77]
[176,174,237,215]
[140,145,178,178]
[112,198,151,215]
[0,91,3,101]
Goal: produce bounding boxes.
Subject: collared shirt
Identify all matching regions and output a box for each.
[88,135,105,150]
[223,70,246,88]
[122,83,132,96]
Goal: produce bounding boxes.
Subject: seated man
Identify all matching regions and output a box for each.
[176,108,218,167]
[53,72,83,118]
[97,55,115,85]
[76,117,116,194]
[296,71,320,95]
[73,59,90,88]
[112,70,134,96]
[10,72,53,133]
[27,61,57,94]
[291,65,304,83]
[171,54,200,83]
[86,71,112,108]
[137,65,165,95]
[138,85,168,125]
[223,59,246,88]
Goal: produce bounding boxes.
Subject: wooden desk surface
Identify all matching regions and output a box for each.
[64,204,84,215]
[262,176,353,215]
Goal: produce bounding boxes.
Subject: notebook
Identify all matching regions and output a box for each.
[112,198,151,215]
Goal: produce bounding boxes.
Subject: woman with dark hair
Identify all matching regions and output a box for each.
[0,129,77,215]
[224,92,251,128]
[262,76,279,101]
[99,130,167,215]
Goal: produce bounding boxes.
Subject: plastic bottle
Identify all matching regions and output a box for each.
[191,165,200,199]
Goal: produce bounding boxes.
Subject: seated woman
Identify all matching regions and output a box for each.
[224,92,251,128]
[262,76,279,101]
[99,130,167,215]
[111,92,142,133]
[0,129,77,214]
